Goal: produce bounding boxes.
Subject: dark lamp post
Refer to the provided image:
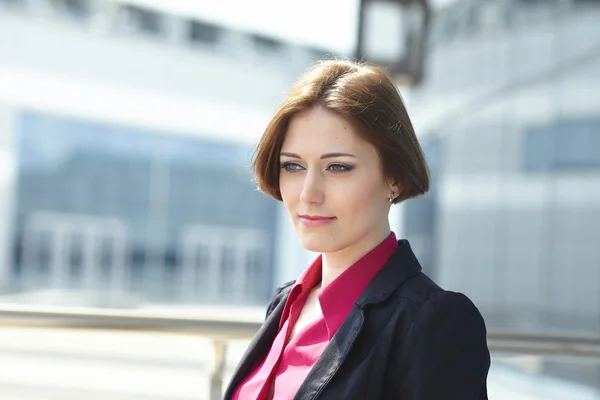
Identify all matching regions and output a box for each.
[356,0,430,86]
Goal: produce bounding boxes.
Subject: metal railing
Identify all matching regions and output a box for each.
[1,303,599,399]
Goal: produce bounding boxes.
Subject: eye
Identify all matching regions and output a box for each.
[327,164,353,173]
[281,162,304,173]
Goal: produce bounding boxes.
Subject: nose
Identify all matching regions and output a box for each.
[299,169,325,205]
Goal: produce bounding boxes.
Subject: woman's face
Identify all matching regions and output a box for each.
[279,106,394,255]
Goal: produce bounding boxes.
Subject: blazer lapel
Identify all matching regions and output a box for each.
[293,240,422,400]
[224,240,421,400]
[222,296,288,400]
[293,307,366,400]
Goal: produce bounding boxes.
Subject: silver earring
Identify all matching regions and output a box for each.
[389,192,396,203]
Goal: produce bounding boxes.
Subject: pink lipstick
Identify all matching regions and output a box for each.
[298,215,337,227]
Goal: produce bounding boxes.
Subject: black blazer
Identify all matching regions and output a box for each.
[224,240,490,399]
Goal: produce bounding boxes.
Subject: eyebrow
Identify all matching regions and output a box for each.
[280,152,356,159]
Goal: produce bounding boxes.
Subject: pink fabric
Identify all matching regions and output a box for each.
[232,233,398,400]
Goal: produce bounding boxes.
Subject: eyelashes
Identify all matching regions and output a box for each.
[280,162,354,174]
[327,164,353,173]
[280,162,304,173]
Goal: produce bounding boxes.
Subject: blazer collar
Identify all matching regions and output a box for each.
[354,239,423,307]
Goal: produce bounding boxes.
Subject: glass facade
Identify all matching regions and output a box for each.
[403,0,600,390]
[525,118,600,171]
[10,111,278,305]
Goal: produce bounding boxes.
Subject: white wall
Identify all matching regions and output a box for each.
[0,11,299,109]
[0,9,317,145]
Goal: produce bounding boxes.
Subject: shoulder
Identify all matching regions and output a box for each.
[398,278,489,367]
[411,289,487,336]
[389,286,491,397]
[391,268,479,312]
[395,273,487,344]
[264,280,296,320]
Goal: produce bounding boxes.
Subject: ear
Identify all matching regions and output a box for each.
[386,176,402,200]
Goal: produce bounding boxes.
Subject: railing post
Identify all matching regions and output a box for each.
[210,339,228,400]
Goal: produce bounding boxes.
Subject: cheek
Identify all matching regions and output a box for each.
[279,175,298,205]
[334,176,386,216]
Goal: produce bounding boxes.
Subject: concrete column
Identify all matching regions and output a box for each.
[389,202,405,239]
[0,103,16,293]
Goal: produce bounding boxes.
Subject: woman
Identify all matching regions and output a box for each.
[224,60,490,399]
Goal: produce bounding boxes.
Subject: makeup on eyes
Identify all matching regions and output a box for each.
[280,161,354,174]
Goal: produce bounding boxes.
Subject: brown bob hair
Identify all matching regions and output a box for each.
[251,59,430,204]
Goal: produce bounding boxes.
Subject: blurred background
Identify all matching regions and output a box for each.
[0,0,599,398]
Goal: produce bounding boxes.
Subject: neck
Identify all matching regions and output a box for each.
[320,224,391,289]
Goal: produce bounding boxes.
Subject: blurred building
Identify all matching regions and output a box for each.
[0,0,598,331]
[0,0,329,306]
[0,0,599,395]
[401,0,600,389]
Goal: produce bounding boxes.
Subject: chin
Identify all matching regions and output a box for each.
[298,232,345,254]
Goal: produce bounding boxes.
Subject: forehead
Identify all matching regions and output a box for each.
[283,107,371,153]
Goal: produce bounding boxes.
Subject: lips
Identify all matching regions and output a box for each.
[298,214,336,227]
[299,215,335,221]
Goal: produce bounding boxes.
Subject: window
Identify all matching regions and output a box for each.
[67,232,85,283]
[52,0,90,21]
[178,226,269,303]
[15,112,277,304]
[189,20,222,46]
[251,34,282,54]
[122,5,163,36]
[524,119,600,171]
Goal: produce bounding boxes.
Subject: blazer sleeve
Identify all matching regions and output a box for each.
[397,290,491,399]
